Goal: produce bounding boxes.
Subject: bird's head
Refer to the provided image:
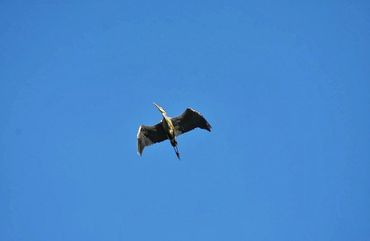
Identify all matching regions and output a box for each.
[153,103,166,115]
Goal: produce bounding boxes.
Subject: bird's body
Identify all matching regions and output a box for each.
[158,109,180,158]
[137,103,212,159]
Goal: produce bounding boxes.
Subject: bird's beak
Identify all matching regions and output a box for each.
[153,103,160,109]
[153,103,164,113]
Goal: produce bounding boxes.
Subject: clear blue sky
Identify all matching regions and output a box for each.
[1,1,370,240]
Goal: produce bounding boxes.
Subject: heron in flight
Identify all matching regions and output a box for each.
[137,103,212,159]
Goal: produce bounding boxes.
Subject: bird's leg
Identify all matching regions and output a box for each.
[173,145,180,159]
[170,137,180,159]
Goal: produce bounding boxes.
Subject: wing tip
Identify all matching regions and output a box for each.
[137,144,144,157]
[185,107,212,132]
[137,125,144,156]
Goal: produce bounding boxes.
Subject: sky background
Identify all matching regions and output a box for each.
[1,1,370,240]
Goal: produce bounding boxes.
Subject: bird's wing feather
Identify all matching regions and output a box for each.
[171,108,212,136]
[137,122,168,155]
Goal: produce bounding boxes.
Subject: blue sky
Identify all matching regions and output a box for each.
[1,1,370,240]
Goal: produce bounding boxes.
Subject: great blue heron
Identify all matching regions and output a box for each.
[137,103,212,159]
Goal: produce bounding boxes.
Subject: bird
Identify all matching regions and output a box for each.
[137,103,212,159]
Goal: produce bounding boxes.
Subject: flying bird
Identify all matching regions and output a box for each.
[137,103,212,159]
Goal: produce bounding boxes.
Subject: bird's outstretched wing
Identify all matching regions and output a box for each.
[171,108,212,136]
[137,122,168,155]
